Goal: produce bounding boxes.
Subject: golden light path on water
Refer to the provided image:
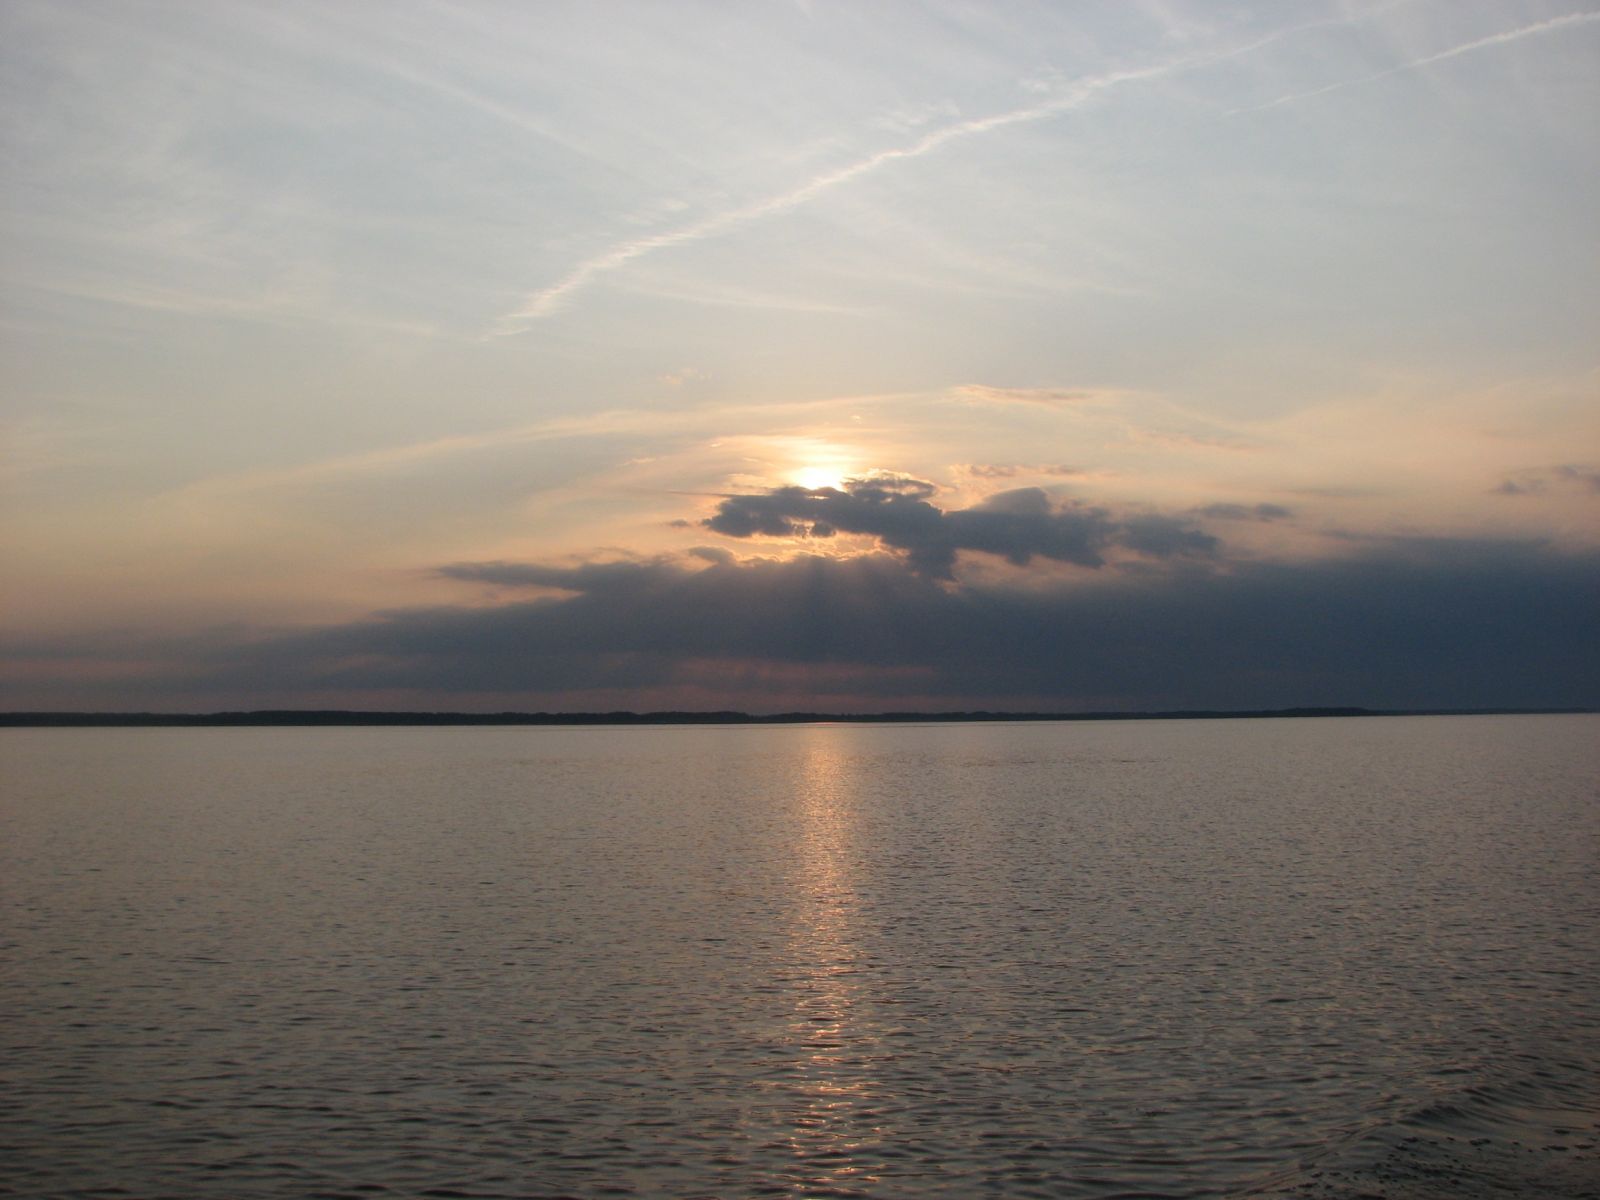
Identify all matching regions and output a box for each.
[771,727,885,1193]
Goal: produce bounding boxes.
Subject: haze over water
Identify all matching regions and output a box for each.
[3,715,1597,1198]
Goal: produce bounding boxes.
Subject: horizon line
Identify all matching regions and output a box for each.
[2,706,1593,728]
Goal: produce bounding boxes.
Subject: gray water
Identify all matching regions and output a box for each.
[2,716,1597,1199]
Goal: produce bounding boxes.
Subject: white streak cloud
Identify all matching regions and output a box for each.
[1232,10,1600,116]
[490,19,1342,334]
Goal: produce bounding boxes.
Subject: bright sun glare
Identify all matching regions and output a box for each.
[791,465,846,490]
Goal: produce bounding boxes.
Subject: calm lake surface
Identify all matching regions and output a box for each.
[3,716,1597,1199]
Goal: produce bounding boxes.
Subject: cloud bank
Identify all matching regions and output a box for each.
[11,535,1596,713]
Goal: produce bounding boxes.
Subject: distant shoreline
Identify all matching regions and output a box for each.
[1,707,1592,728]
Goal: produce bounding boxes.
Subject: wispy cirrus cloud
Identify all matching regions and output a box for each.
[1230,10,1600,115]
[488,11,1367,333]
[959,463,1086,480]
[488,88,1133,331]
[952,385,1111,408]
[490,7,1599,333]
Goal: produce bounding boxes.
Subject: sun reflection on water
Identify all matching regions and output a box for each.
[768,727,890,1193]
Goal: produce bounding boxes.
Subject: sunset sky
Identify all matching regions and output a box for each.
[3,0,1597,712]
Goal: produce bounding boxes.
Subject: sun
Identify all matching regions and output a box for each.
[791,464,846,491]
[766,434,860,491]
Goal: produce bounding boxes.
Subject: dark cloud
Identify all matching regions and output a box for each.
[1119,515,1223,558]
[1192,502,1294,521]
[322,541,1600,709]
[438,559,658,591]
[18,539,1595,713]
[704,477,1217,577]
[1493,464,1600,497]
[1557,465,1600,493]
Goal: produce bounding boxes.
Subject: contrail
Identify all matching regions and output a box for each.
[491,8,1593,333]
[1231,10,1600,115]
[489,12,1351,336]
[489,60,1174,335]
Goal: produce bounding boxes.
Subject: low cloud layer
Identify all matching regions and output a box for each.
[1191,502,1294,522]
[704,476,1218,577]
[11,537,1596,713]
[1493,464,1600,497]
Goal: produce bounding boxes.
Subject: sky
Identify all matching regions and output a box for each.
[2,0,1597,713]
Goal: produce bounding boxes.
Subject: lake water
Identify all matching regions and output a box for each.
[2,716,1597,1198]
